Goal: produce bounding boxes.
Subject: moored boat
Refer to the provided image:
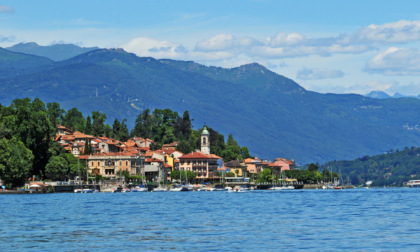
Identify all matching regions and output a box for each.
[407,180,420,187]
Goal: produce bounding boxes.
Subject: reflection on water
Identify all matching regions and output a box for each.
[1,188,420,251]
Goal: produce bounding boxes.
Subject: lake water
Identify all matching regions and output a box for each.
[1,188,420,251]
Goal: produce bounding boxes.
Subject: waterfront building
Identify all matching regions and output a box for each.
[84,152,137,179]
[244,158,263,174]
[273,158,295,170]
[225,160,247,177]
[178,152,220,180]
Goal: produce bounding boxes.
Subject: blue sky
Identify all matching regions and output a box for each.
[1,0,420,95]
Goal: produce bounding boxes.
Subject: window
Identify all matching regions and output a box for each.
[91,161,94,166]
[126,161,128,166]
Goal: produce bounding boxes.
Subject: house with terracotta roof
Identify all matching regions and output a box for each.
[273,158,295,171]
[85,153,139,179]
[129,137,155,148]
[56,125,73,136]
[225,160,247,177]
[178,152,220,180]
[244,158,263,174]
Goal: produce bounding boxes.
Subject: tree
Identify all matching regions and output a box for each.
[174,110,192,140]
[132,109,152,138]
[45,156,69,181]
[308,163,319,172]
[0,138,33,189]
[257,168,273,183]
[241,146,251,159]
[5,98,54,176]
[322,168,331,182]
[85,116,93,135]
[63,107,85,131]
[222,134,242,161]
[92,111,107,136]
[47,102,65,130]
[225,172,235,177]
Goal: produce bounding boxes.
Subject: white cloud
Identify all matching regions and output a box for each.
[296,68,345,80]
[191,20,420,61]
[365,47,420,75]
[0,6,14,13]
[268,32,305,46]
[121,37,187,59]
[195,34,260,52]
[0,35,15,42]
[351,20,420,44]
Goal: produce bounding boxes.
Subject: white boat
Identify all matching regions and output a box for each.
[407,180,420,187]
[82,188,96,193]
[74,188,83,193]
[169,185,182,192]
[229,186,250,192]
[132,185,148,192]
[153,186,167,192]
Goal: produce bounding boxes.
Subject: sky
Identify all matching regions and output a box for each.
[1,0,420,96]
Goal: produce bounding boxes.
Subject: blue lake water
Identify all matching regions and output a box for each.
[1,188,420,251]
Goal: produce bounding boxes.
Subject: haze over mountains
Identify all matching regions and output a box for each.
[1,43,420,164]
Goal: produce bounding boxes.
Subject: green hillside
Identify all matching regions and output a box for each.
[321,147,420,186]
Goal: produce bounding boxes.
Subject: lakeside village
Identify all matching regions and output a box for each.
[10,125,351,193]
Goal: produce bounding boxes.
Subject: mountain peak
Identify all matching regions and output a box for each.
[6,42,98,61]
[366,91,391,99]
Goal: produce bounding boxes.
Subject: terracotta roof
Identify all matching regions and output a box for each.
[179,152,217,159]
[208,154,223,159]
[145,158,163,163]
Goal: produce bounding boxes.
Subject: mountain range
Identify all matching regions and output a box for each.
[365,91,420,99]
[1,44,420,164]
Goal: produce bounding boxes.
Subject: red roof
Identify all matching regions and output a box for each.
[179,152,217,159]
[145,158,163,163]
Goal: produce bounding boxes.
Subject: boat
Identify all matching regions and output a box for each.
[407,180,420,188]
[112,186,123,193]
[268,186,284,190]
[230,185,250,192]
[169,185,182,192]
[180,186,191,191]
[122,188,131,193]
[74,188,83,193]
[213,184,227,191]
[132,185,148,192]
[153,186,167,192]
[82,188,96,193]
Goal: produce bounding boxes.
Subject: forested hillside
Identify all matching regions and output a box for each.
[321,147,420,186]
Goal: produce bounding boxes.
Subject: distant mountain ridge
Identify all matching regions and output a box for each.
[6,42,99,61]
[1,46,420,164]
[366,90,420,99]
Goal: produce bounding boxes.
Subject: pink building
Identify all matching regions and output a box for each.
[178,152,221,180]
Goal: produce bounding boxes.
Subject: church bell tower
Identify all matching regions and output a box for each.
[201,127,210,155]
